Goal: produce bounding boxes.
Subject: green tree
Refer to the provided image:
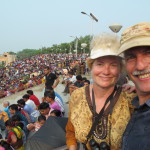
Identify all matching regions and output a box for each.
[16,34,91,59]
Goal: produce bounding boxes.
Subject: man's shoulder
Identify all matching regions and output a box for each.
[47,73,57,79]
[25,104,31,108]
[4,107,9,112]
[50,72,56,76]
[27,99,34,104]
[30,95,38,100]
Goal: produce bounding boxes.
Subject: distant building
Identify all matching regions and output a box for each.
[0,53,16,66]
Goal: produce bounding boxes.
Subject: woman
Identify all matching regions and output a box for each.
[66,33,135,150]
[5,119,24,150]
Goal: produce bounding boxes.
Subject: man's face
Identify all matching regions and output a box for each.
[23,98,27,102]
[45,97,52,103]
[44,69,49,75]
[39,108,50,116]
[84,82,89,86]
[124,46,150,95]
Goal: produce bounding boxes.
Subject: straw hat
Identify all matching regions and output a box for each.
[119,22,150,54]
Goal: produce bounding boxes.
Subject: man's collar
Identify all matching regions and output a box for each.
[132,96,150,108]
[46,72,51,76]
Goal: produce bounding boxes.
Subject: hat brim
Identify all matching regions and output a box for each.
[90,48,119,59]
[119,36,150,54]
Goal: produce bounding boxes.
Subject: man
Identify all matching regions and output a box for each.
[69,75,84,95]
[26,90,40,106]
[44,91,65,114]
[22,94,36,110]
[17,99,34,115]
[63,71,76,94]
[118,22,150,150]
[73,75,84,88]
[44,66,59,92]
[44,91,61,112]
[38,102,53,119]
[17,99,37,123]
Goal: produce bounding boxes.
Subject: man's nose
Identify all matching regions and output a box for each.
[135,55,147,71]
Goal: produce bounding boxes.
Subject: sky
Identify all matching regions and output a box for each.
[0,0,150,54]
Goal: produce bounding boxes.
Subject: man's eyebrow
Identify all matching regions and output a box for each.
[143,48,150,52]
[124,51,132,56]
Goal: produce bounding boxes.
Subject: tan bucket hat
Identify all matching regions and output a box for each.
[90,33,120,59]
[119,22,150,54]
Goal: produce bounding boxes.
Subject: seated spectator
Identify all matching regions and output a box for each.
[17,99,34,115]
[27,115,46,132]
[17,80,25,92]
[73,75,84,88]
[50,110,61,117]
[9,104,29,126]
[38,102,53,120]
[44,91,61,112]
[22,94,36,110]
[69,75,84,95]
[83,79,90,86]
[5,119,24,150]
[4,89,11,97]
[17,99,33,123]
[42,91,65,114]
[17,99,38,123]
[26,90,40,106]
[0,110,8,139]
[63,71,76,94]
[26,78,33,88]
[3,101,11,118]
[15,122,26,145]
[0,110,9,123]
[12,115,28,137]
[0,110,8,137]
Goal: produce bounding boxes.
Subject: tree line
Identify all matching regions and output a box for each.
[8,35,92,60]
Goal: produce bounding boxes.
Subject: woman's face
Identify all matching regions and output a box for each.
[91,56,121,89]
[9,108,15,115]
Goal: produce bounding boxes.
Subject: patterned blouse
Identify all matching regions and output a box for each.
[66,86,135,150]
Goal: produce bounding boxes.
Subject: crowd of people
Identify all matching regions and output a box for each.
[0,57,91,149]
[0,87,66,150]
[0,53,89,99]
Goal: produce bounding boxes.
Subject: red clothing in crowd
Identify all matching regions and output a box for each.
[29,95,40,106]
[7,131,15,143]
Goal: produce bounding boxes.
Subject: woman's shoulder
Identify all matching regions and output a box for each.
[69,86,87,105]
[71,86,86,96]
[120,91,137,102]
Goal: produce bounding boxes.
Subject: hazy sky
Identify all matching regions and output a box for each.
[0,0,150,54]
